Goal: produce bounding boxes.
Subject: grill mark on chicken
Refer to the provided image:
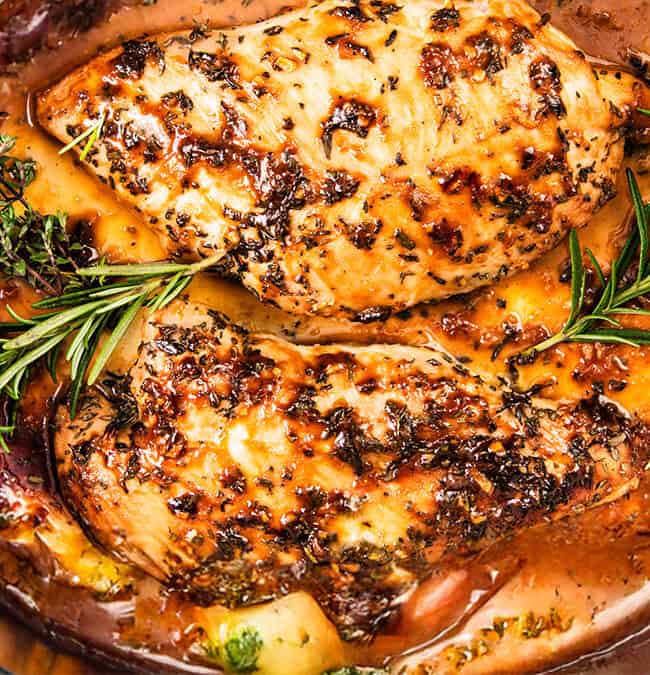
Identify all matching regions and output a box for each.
[321,98,377,159]
[187,49,240,88]
[54,303,647,640]
[430,7,461,32]
[510,22,534,53]
[228,150,311,244]
[420,18,533,90]
[467,31,505,81]
[427,218,463,255]
[160,89,194,112]
[345,218,383,249]
[320,169,361,204]
[329,0,402,24]
[329,4,372,23]
[431,158,572,239]
[325,35,375,62]
[420,43,456,89]
[172,104,313,254]
[112,39,164,78]
[38,0,640,318]
[530,55,567,119]
[370,0,402,23]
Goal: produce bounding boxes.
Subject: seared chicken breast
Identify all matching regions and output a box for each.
[54,302,646,639]
[38,0,639,319]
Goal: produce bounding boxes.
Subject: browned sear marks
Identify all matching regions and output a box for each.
[38,0,639,319]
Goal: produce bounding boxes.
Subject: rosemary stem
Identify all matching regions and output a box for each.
[187,251,228,275]
[520,331,568,358]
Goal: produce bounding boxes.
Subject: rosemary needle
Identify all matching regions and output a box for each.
[58,113,105,161]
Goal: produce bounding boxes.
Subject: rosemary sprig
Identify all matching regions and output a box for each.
[0,254,222,419]
[0,134,224,449]
[523,169,650,357]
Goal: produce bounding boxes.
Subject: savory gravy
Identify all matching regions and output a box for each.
[531,0,650,76]
[2,0,650,673]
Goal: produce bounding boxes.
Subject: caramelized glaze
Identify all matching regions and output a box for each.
[36,0,639,318]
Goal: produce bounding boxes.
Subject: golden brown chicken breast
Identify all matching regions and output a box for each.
[38,0,641,320]
[54,301,647,640]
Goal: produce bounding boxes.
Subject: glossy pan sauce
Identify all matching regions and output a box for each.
[2,0,650,673]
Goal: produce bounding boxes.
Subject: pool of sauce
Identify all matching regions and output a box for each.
[530,1,650,77]
[2,1,650,673]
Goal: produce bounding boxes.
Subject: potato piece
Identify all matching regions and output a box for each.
[200,593,345,674]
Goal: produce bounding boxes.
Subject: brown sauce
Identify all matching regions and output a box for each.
[2,1,650,673]
[530,1,650,78]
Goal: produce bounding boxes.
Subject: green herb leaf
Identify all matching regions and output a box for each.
[584,248,606,288]
[223,627,263,673]
[204,627,264,673]
[2,300,105,352]
[69,314,110,418]
[0,145,93,296]
[566,229,586,327]
[0,330,72,392]
[86,292,147,385]
[569,328,650,346]
[628,168,649,282]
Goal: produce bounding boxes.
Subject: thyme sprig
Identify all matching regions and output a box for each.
[523,169,650,357]
[0,134,94,296]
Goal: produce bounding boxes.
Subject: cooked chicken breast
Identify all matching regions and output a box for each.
[54,301,645,640]
[38,0,639,320]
